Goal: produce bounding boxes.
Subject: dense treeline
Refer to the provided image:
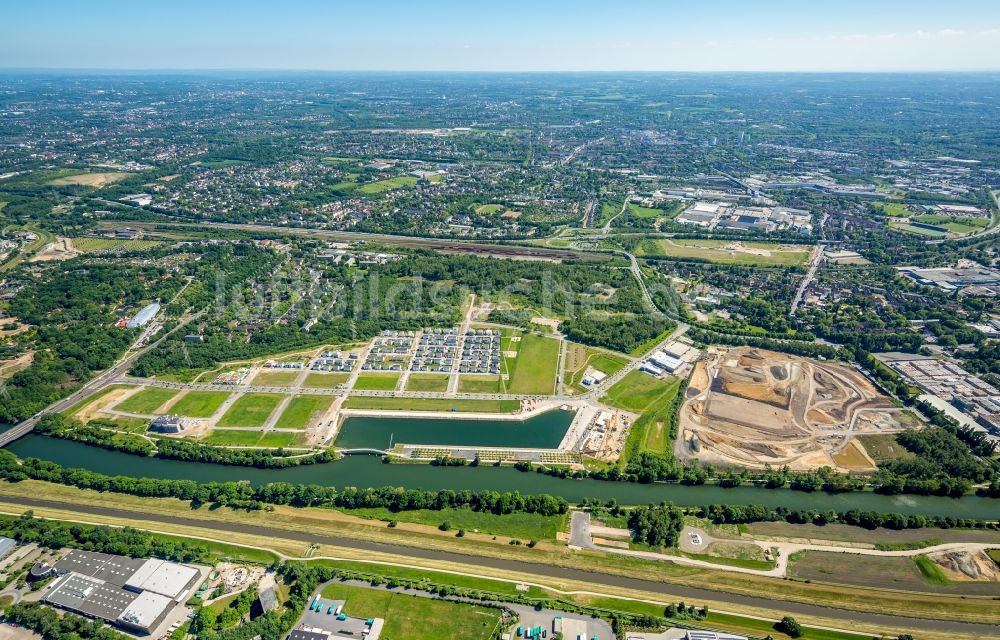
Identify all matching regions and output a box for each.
[0,512,211,563]
[0,262,182,423]
[155,439,334,468]
[685,326,840,359]
[4,602,132,640]
[628,503,684,547]
[692,502,999,531]
[0,450,568,516]
[561,314,674,354]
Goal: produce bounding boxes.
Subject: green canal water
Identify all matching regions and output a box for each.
[334,411,573,449]
[6,435,999,518]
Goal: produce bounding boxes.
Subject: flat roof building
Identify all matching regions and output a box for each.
[43,550,201,635]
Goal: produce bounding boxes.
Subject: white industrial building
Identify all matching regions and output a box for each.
[126,302,160,329]
[43,550,201,635]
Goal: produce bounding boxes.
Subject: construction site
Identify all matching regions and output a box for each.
[676,347,910,471]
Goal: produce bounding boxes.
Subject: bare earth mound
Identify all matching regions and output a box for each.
[677,347,911,471]
[928,550,1000,582]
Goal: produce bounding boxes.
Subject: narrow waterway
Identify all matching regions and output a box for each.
[6,435,999,518]
[335,411,573,449]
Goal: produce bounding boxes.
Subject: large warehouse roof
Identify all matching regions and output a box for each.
[125,559,200,601]
[118,591,174,631]
[45,550,201,634]
[127,302,160,329]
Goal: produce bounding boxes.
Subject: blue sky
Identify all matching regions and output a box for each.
[3,0,999,71]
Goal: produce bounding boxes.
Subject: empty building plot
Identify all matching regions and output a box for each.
[678,347,906,471]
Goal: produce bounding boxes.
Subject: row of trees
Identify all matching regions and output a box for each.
[0,512,212,563]
[693,503,998,531]
[0,451,568,516]
[34,414,334,469]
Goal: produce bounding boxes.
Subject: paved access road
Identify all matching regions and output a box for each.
[2,496,997,636]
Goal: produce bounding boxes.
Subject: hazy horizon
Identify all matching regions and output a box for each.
[4,0,1000,73]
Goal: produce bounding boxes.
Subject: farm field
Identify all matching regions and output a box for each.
[405,374,450,392]
[353,373,401,391]
[507,332,559,394]
[637,238,811,266]
[275,395,332,429]
[601,370,677,414]
[47,171,130,187]
[113,387,178,415]
[319,583,500,640]
[252,370,302,386]
[169,391,231,418]
[341,397,520,413]
[216,393,283,427]
[303,372,350,388]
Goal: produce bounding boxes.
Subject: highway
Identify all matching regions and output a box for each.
[0,310,201,448]
[1,495,995,635]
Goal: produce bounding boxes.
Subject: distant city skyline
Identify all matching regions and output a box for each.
[3,0,1000,72]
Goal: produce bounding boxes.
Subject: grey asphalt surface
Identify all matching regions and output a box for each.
[3,497,998,635]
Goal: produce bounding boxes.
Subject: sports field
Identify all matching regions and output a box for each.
[474,203,504,214]
[637,239,810,266]
[319,583,500,640]
[114,387,178,415]
[168,391,230,418]
[216,393,282,427]
[275,395,332,429]
[507,332,559,394]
